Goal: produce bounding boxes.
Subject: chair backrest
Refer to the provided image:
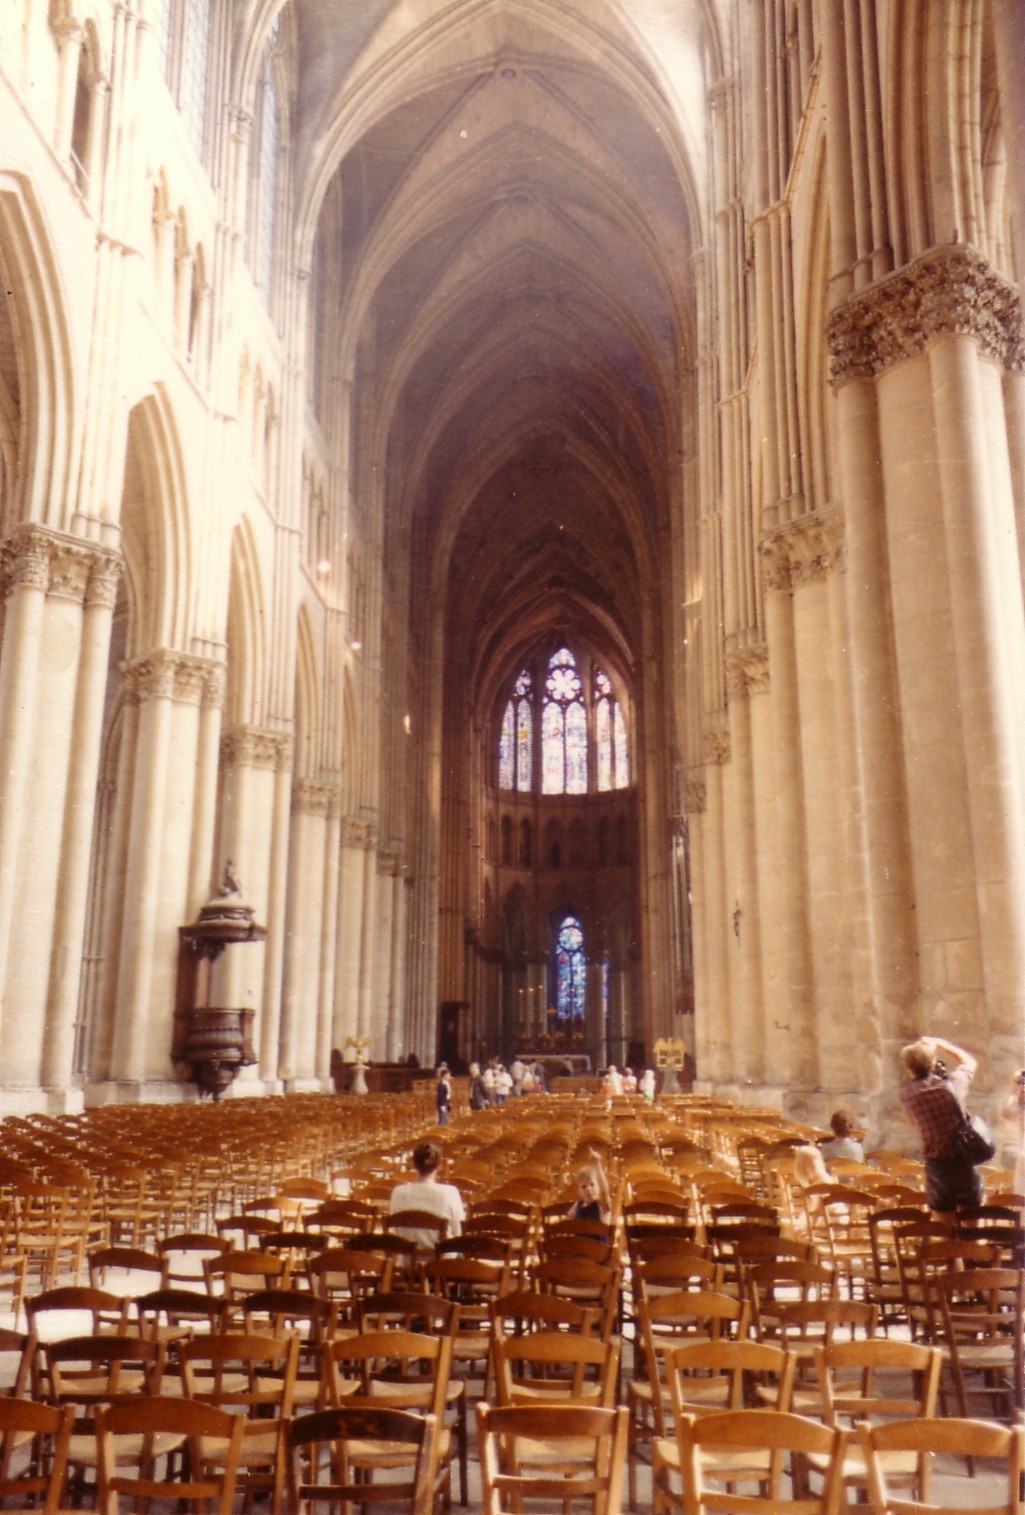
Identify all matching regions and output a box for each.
[95,1396,245,1515]
[320,1328,452,1419]
[88,1246,169,1296]
[133,1286,230,1340]
[491,1289,599,1338]
[203,1249,291,1299]
[158,1232,228,1286]
[678,1409,847,1515]
[357,1290,456,1334]
[665,1338,796,1417]
[178,1330,300,1417]
[0,1397,73,1513]
[45,1333,166,1417]
[476,1402,628,1515]
[492,1329,620,1407]
[862,1417,1024,1515]
[813,1338,941,1425]
[287,1405,440,1515]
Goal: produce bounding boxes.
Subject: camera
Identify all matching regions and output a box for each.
[934,1058,947,1078]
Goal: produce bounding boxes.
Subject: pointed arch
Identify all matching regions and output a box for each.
[0,174,77,532]
[293,604,320,781]
[225,515,268,729]
[120,389,192,656]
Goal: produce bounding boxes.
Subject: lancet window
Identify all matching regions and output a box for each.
[555,916,586,1024]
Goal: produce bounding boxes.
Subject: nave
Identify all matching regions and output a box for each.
[0,1090,1022,1512]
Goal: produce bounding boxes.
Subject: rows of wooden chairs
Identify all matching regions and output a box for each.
[1,1086,1023,1515]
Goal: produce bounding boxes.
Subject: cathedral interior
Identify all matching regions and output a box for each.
[1,0,1023,1146]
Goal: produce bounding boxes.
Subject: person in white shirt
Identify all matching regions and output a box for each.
[602,1065,623,1097]
[494,1065,513,1103]
[388,1139,465,1252]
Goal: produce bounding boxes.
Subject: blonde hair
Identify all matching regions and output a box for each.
[574,1160,611,1211]
[902,1039,935,1078]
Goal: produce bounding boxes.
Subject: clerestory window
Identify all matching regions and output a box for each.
[498,647,629,794]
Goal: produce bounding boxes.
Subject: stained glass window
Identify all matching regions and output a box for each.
[594,667,629,791]
[497,650,629,796]
[555,916,586,1023]
[543,647,586,794]
[499,669,533,790]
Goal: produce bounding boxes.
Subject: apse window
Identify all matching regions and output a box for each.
[555,916,586,1024]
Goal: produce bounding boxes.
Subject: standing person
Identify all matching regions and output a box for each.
[389,1139,465,1249]
[510,1055,526,1096]
[482,1061,496,1105]
[639,1068,656,1103]
[602,1065,623,1097]
[435,1063,452,1126]
[1001,1068,1025,1197]
[899,1035,983,1220]
[494,1063,513,1103]
[468,1061,488,1111]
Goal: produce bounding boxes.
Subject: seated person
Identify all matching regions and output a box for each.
[388,1139,465,1251]
[818,1109,865,1165]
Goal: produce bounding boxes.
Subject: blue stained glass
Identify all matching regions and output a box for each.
[542,702,563,793]
[556,916,586,1022]
[565,699,587,793]
[499,702,514,789]
[516,699,532,791]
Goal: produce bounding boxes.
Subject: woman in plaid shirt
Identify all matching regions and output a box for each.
[899,1035,982,1220]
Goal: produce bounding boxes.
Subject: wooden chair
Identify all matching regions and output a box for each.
[476,1402,628,1515]
[45,1333,168,1503]
[88,1245,170,1299]
[491,1289,601,1342]
[809,1338,941,1502]
[319,1328,461,1506]
[240,1288,337,1408]
[628,1288,750,1509]
[286,1405,441,1515]
[862,1417,1024,1515]
[158,1231,228,1287]
[666,1410,847,1515]
[95,1397,245,1515]
[927,1265,1024,1419]
[178,1330,300,1515]
[25,1286,130,1397]
[307,1244,394,1323]
[0,1397,72,1514]
[651,1343,796,1510]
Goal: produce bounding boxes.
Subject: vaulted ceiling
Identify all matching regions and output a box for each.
[290,0,717,711]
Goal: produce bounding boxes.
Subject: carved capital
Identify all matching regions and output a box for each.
[702,724,731,766]
[726,642,770,698]
[292,780,339,817]
[760,508,845,591]
[221,725,292,771]
[377,847,403,878]
[340,817,371,849]
[202,665,226,708]
[685,777,707,815]
[1,528,122,605]
[121,648,222,704]
[827,244,1025,386]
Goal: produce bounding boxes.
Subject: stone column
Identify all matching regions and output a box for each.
[0,533,50,1022]
[724,646,769,1083]
[281,781,330,1085]
[42,547,122,1091]
[357,830,379,1045]
[827,245,1025,1082]
[375,849,397,1060]
[112,652,178,1082]
[699,729,732,1086]
[333,819,368,1052]
[217,726,291,1085]
[187,665,226,919]
[317,793,341,1079]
